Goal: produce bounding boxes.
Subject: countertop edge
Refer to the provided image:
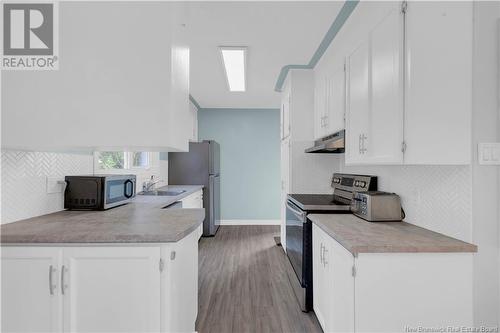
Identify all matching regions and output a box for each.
[0,214,204,245]
[309,214,478,255]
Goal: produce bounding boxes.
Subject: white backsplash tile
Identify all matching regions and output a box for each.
[339,156,472,242]
[1,150,93,224]
[1,151,164,224]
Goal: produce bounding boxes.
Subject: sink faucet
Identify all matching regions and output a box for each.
[142,176,164,192]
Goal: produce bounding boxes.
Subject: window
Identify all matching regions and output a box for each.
[95,152,150,170]
[132,152,149,168]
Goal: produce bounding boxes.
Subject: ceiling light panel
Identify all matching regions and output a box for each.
[220,47,246,92]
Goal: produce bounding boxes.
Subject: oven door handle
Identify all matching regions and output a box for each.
[286,200,306,221]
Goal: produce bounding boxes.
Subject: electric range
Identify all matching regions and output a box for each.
[285,173,377,312]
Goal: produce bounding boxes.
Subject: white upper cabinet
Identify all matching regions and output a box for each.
[327,66,346,135]
[314,64,346,140]
[314,77,326,140]
[342,1,472,165]
[281,70,315,142]
[367,6,404,164]
[404,1,472,164]
[281,92,291,141]
[2,2,190,152]
[346,6,404,165]
[345,40,371,164]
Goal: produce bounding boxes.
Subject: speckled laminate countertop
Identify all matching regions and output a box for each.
[308,213,477,255]
[1,185,204,244]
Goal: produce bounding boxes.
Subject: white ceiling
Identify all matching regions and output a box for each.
[187,1,342,109]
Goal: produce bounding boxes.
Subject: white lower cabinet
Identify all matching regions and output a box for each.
[1,247,63,333]
[313,224,473,332]
[62,247,161,333]
[313,224,354,333]
[1,227,200,333]
[180,190,203,209]
[162,223,200,333]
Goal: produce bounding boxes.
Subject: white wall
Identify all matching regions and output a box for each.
[470,1,500,326]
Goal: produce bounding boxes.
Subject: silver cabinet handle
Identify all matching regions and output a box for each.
[61,265,67,295]
[362,134,368,154]
[323,248,328,266]
[359,134,362,154]
[49,265,56,295]
[320,243,324,264]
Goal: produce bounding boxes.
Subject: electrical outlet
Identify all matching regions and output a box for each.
[478,143,500,165]
[46,176,65,194]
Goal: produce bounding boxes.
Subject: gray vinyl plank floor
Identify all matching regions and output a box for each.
[196,225,323,333]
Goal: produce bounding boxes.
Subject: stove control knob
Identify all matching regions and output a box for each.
[360,181,367,187]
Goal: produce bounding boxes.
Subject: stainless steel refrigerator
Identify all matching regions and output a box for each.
[168,141,220,236]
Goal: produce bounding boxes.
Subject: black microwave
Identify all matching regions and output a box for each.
[64,174,136,210]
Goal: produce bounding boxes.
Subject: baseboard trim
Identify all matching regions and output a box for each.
[218,219,281,226]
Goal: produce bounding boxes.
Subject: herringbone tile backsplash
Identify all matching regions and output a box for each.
[1,150,472,243]
[1,151,94,224]
[340,157,472,242]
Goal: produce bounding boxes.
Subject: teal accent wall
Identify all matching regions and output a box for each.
[198,108,281,220]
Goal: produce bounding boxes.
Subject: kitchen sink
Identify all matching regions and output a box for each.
[138,189,186,196]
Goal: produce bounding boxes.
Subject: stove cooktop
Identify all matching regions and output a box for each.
[288,194,351,212]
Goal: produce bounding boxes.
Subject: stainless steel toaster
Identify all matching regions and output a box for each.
[351,191,404,222]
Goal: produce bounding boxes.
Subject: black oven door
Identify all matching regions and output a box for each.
[286,199,309,286]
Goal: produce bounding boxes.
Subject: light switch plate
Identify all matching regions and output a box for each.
[46,176,65,194]
[478,143,500,165]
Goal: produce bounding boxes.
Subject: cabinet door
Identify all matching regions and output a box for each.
[404,2,472,164]
[312,224,328,330]
[346,39,371,164]
[326,65,346,135]
[62,247,161,333]
[281,93,291,140]
[368,6,404,164]
[181,190,203,208]
[314,75,326,140]
[328,237,355,333]
[162,225,199,332]
[190,104,198,142]
[1,247,63,333]
[280,139,291,251]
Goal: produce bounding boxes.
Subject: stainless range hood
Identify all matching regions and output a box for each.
[305,130,345,153]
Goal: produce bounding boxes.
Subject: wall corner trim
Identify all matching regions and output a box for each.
[274,0,359,92]
[189,94,202,110]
